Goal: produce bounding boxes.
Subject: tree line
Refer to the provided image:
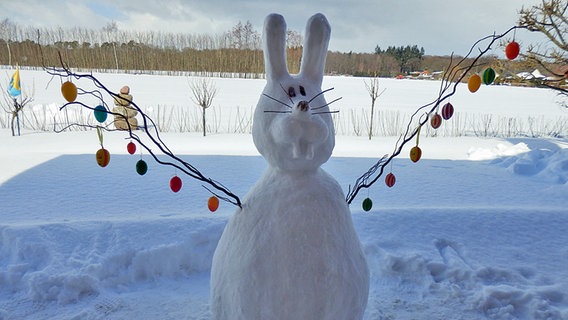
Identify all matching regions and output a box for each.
[0,18,462,77]
[0,18,550,80]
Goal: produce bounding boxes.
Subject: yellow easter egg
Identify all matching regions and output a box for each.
[410,146,422,163]
[96,148,111,167]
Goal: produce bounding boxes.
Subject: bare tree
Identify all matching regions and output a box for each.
[1,82,34,136]
[189,77,217,136]
[286,30,303,48]
[229,21,260,50]
[102,21,119,70]
[0,19,16,66]
[364,77,386,140]
[518,0,568,105]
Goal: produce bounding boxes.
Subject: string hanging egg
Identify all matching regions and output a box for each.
[430,113,442,129]
[385,172,396,188]
[96,148,110,167]
[410,146,422,163]
[93,105,107,123]
[482,67,496,85]
[505,41,520,60]
[136,159,148,175]
[208,196,220,212]
[170,176,182,193]
[61,81,78,102]
[441,102,454,120]
[468,74,481,93]
[410,124,422,163]
[127,142,137,155]
[362,198,373,212]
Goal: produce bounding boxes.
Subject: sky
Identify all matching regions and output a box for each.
[0,0,547,56]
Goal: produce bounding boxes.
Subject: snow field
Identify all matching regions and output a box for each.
[0,69,567,319]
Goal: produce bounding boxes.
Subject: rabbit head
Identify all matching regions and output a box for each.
[252,13,335,172]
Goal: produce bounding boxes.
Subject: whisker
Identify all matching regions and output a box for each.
[311,97,343,110]
[308,87,335,104]
[264,110,293,114]
[263,93,292,109]
[312,110,340,115]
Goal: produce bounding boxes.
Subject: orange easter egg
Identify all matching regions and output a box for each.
[208,196,220,212]
[468,74,481,93]
[61,81,78,102]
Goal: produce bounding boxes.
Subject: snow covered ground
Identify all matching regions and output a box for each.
[1,70,567,319]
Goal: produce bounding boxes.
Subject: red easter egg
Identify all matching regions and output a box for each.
[505,41,520,60]
[441,103,454,120]
[430,113,442,129]
[170,176,182,193]
[96,148,110,167]
[127,142,136,155]
[208,196,220,212]
[410,146,422,163]
[385,172,396,188]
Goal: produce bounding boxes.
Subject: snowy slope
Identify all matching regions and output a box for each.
[1,71,568,319]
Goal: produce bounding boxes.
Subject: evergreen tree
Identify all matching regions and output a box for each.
[375,45,425,74]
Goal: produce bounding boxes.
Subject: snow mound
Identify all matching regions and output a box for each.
[468,140,568,184]
[0,219,225,305]
[492,147,568,184]
[357,209,568,320]
[468,143,530,161]
[365,237,568,320]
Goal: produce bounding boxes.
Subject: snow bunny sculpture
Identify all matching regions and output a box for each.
[210,13,369,319]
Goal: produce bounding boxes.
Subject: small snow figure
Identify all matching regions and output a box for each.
[210,13,369,320]
[112,86,138,130]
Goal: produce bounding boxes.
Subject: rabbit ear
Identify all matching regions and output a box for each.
[299,13,331,87]
[263,14,289,80]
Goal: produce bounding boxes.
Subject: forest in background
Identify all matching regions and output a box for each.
[0,19,534,80]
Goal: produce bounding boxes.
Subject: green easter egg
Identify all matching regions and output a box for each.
[482,68,496,85]
[362,197,373,212]
[136,159,148,175]
[94,105,108,123]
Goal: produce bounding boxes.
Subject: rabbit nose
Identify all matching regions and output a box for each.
[297,101,309,112]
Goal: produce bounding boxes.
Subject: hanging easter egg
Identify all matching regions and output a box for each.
[362,198,373,212]
[95,148,110,167]
[170,176,182,193]
[505,41,520,60]
[385,172,396,188]
[208,196,220,212]
[410,146,422,163]
[61,81,78,102]
[127,141,137,155]
[441,103,454,120]
[93,105,108,123]
[468,74,481,93]
[136,159,148,175]
[482,67,496,85]
[430,113,442,129]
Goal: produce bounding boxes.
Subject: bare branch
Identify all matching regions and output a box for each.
[46,53,242,208]
[345,26,526,204]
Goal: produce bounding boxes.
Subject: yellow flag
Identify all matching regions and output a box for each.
[8,67,21,97]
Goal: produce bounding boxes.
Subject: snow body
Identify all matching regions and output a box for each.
[210,13,369,319]
[210,168,369,319]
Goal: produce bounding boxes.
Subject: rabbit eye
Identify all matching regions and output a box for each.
[299,86,306,96]
[288,87,296,98]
